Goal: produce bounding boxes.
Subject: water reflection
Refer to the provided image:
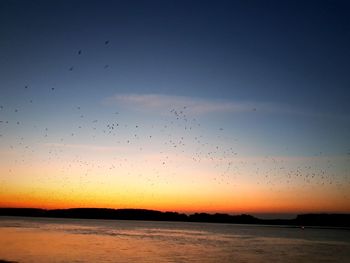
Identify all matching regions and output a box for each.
[0,217,349,263]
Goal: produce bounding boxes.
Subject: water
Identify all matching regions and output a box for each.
[0,216,349,263]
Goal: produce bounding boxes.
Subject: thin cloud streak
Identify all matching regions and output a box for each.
[104,93,345,119]
[44,143,127,152]
[105,94,262,115]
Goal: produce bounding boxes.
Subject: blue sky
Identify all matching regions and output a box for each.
[0,0,349,213]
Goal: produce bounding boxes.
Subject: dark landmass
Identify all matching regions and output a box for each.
[0,208,349,228]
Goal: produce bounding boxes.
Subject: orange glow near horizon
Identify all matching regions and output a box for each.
[1,102,349,215]
[1,164,349,214]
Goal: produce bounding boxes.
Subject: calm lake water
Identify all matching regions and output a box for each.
[0,216,350,263]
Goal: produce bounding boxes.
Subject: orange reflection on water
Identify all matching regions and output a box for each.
[1,228,158,262]
[1,217,350,263]
[0,224,222,263]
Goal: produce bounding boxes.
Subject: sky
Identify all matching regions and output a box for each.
[0,0,349,216]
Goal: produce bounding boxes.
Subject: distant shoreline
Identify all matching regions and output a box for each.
[1,208,349,228]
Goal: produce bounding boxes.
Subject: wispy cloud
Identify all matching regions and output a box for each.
[104,93,349,120]
[105,93,261,115]
[44,143,126,152]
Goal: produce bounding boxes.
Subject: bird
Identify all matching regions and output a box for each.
[105,40,109,45]
[78,50,82,55]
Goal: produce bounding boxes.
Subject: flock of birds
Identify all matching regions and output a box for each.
[1,40,349,203]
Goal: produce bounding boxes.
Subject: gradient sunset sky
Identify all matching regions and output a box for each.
[0,0,349,216]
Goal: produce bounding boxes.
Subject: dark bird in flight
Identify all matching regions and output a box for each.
[69,66,74,71]
[105,40,109,45]
[78,50,82,55]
